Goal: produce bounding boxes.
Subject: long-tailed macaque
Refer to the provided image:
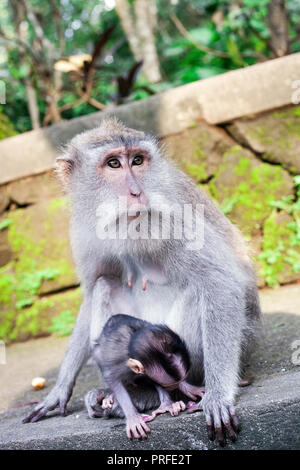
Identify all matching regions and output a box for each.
[85,313,205,439]
[23,118,261,446]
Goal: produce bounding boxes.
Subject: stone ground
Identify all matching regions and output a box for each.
[0,284,299,450]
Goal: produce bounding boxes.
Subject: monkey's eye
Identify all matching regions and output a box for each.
[107,158,121,168]
[132,155,144,166]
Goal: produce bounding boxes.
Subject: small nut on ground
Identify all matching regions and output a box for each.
[31,377,46,390]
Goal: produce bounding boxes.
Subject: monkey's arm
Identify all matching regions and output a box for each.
[23,294,92,423]
[110,381,151,439]
[187,272,243,446]
[178,381,205,401]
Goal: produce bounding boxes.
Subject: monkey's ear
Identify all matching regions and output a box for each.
[55,154,75,186]
[127,358,145,375]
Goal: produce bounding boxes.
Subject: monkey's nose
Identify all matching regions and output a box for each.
[130,190,141,198]
[127,191,148,208]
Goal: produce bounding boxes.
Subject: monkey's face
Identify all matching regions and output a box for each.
[145,351,189,390]
[97,146,150,213]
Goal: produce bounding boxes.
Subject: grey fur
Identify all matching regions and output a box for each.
[23,118,261,445]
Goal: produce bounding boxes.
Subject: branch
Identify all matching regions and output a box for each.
[170,13,268,62]
[170,13,230,58]
[22,0,54,59]
[49,0,65,54]
[0,29,41,65]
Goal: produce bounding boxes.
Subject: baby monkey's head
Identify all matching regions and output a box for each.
[127,324,190,390]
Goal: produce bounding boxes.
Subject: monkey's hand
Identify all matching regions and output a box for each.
[150,400,186,419]
[178,381,205,401]
[187,394,240,447]
[22,384,72,423]
[126,414,151,439]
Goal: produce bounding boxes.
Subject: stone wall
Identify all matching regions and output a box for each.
[0,55,299,343]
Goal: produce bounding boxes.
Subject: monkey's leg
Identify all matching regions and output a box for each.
[190,274,244,447]
[23,294,92,423]
[85,388,108,418]
[107,382,151,439]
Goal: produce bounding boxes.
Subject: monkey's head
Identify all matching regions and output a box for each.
[56,118,169,218]
[127,325,190,390]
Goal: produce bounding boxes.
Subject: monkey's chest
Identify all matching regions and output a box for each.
[123,258,168,292]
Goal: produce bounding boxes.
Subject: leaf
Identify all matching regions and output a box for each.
[0,219,12,231]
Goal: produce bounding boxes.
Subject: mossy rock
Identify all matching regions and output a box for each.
[209,145,294,237]
[0,111,17,140]
[227,105,300,174]
[6,171,61,206]
[0,287,81,343]
[6,197,77,296]
[247,234,265,288]
[0,187,9,214]
[0,216,12,267]
[259,211,300,287]
[162,121,234,183]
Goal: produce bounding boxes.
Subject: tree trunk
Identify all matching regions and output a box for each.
[267,0,289,57]
[10,0,40,129]
[115,0,161,83]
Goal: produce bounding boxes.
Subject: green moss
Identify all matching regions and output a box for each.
[259,211,300,286]
[0,219,12,231]
[209,147,290,235]
[0,287,82,343]
[186,163,208,182]
[49,310,76,336]
[0,199,78,342]
[248,126,273,146]
[0,111,18,140]
[47,197,68,214]
[233,157,251,176]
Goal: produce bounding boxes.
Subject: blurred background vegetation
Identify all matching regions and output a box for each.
[1,0,300,134]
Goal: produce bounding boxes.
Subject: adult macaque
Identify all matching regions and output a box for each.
[85,314,205,439]
[23,118,261,446]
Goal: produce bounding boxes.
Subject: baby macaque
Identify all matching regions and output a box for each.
[85,314,205,439]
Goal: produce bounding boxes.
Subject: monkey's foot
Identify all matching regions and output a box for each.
[85,388,107,418]
[126,414,151,439]
[150,400,186,419]
[188,396,240,447]
[102,393,114,410]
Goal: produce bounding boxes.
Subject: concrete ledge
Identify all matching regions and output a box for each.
[1,53,300,185]
[0,370,299,450]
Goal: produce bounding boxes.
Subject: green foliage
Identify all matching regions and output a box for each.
[0,218,12,230]
[209,147,289,236]
[259,175,300,286]
[1,0,300,132]
[0,110,18,139]
[49,310,76,337]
